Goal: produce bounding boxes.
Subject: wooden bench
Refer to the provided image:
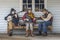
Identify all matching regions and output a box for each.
[7,17,53,36]
[7,23,53,36]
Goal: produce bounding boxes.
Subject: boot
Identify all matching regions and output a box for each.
[30,31,34,37]
[39,31,42,35]
[25,30,29,37]
[37,31,42,36]
[42,32,47,36]
[8,30,13,36]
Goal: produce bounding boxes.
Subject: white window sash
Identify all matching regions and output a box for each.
[21,0,47,12]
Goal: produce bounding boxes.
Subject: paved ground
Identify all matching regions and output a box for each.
[0,34,60,40]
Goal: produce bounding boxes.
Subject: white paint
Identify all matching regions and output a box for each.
[47,0,60,33]
[0,0,20,33]
[44,0,48,9]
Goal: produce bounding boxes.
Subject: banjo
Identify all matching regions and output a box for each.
[6,11,23,22]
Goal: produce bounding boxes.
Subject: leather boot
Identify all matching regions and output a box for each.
[25,30,29,37]
[37,31,42,36]
[39,31,42,35]
[42,32,47,36]
[30,31,34,37]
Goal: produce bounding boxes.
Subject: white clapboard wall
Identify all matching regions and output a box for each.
[0,0,60,33]
[0,0,20,33]
[47,0,60,33]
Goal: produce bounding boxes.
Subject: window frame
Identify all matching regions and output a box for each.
[22,0,47,12]
[22,0,32,11]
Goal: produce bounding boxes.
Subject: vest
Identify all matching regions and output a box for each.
[43,13,53,22]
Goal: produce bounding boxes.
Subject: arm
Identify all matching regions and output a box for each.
[22,13,27,20]
[41,14,52,21]
[32,13,35,19]
[32,13,36,22]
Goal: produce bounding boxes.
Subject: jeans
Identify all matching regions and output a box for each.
[38,21,52,33]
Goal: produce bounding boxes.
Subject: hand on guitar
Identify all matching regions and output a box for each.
[40,16,44,20]
[33,18,36,23]
[24,18,29,21]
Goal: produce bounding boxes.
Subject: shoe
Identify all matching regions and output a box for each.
[8,30,13,36]
[31,34,34,37]
[39,31,42,35]
[25,30,29,37]
[30,31,34,37]
[37,31,42,36]
[42,32,47,36]
[25,34,29,37]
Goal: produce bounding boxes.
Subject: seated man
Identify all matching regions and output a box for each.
[5,8,17,36]
[38,9,53,36]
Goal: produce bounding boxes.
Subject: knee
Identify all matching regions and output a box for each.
[39,23,42,25]
[30,23,33,26]
[30,26,33,31]
[43,22,47,26]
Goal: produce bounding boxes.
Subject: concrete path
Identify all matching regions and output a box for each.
[0,34,60,40]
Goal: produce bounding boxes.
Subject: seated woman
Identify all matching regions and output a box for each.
[38,9,53,36]
[22,9,36,37]
[12,13,19,27]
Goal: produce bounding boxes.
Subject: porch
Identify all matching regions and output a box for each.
[0,34,60,40]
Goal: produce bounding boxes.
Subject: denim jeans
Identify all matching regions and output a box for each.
[38,21,52,33]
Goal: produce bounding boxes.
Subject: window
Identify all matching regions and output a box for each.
[23,0,45,11]
[23,0,32,11]
[35,0,44,11]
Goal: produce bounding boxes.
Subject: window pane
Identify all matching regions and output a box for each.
[23,0,27,3]
[35,0,39,3]
[35,0,45,11]
[35,4,39,11]
[40,4,44,10]
[40,0,44,3]
[23,4,27,11]
[28,4,32,10]
[28,0,32,3]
